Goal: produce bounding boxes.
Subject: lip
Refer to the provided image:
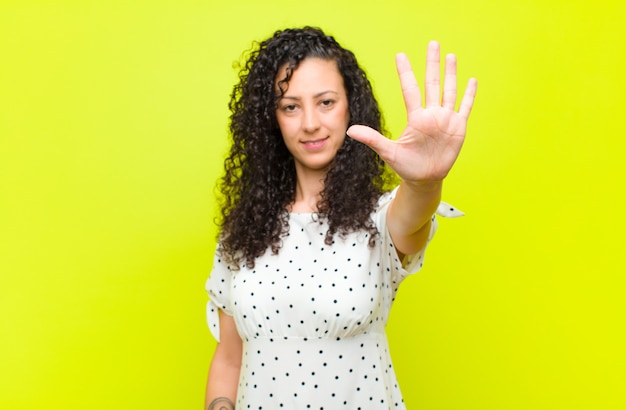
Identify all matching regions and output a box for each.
[301,137,329,150]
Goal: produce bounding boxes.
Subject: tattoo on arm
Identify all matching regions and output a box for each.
[208,397,235,410]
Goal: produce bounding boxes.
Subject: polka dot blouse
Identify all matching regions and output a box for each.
[206,189,462,409]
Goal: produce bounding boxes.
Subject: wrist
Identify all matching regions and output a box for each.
[401,179,442,193]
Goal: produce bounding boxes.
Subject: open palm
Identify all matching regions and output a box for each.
[348,41,477,184]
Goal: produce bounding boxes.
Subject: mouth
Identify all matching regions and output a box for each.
[302,137,329,149]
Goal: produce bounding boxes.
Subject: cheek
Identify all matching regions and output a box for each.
[334,108,350,131]
[276,114,295,137]
[336,103,350,127]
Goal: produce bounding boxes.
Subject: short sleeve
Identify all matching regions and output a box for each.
[373,187,463,288]
[205,249,234,342]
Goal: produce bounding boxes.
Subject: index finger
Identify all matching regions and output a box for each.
[396,52,422,115]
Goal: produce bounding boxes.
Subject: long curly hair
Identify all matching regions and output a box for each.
[217,26,395,268]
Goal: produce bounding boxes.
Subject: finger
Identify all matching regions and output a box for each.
[458,77,478,119]
[395,53,422,115]
[346,124,395,160]
[424,40,441,107]
[442,54,457,110]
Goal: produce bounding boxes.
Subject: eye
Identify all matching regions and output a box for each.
[320,99,335,108]
[281,104,297,113]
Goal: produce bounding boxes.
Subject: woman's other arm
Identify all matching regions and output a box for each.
[205,311,242,410]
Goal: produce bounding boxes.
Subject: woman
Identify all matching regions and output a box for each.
[205,26,477,409]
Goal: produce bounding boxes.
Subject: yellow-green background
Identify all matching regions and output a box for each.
[1,0,624,409]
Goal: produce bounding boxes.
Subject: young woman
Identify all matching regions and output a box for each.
[205,26,477,409]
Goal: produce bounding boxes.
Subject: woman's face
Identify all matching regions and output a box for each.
[275,58,350,176]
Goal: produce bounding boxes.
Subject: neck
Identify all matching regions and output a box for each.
[289,168,326,213]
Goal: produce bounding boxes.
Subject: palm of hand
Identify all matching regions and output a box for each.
[393,105,468,183]
[347,41,477,184]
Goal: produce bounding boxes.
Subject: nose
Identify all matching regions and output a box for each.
[302,106,320,133]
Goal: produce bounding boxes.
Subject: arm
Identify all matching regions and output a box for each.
[347,41,477,256]
[386,179,441,258]
[205,310,242,410]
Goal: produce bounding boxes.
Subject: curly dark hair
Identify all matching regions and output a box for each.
[217,26,395,268]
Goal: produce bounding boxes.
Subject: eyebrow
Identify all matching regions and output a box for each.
[279,90,340,101]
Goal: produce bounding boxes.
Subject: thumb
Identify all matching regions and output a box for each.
[346,125,394,158]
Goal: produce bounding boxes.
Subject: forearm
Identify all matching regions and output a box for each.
[205,360,239,409]
[205,311,242,410]
[386,179,442,256]
[206,397,235,410]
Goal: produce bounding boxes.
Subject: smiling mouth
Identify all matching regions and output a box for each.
[302,137,329,149]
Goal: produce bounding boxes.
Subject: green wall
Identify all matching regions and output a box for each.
[1,0,624,408]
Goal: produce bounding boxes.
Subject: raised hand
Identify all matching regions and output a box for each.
[347,41,477,184]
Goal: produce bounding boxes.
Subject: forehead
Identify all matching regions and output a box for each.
[275,58,344,92]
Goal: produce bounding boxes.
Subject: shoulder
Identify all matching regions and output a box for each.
[371,187,399,227]
[376,187,398,208]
